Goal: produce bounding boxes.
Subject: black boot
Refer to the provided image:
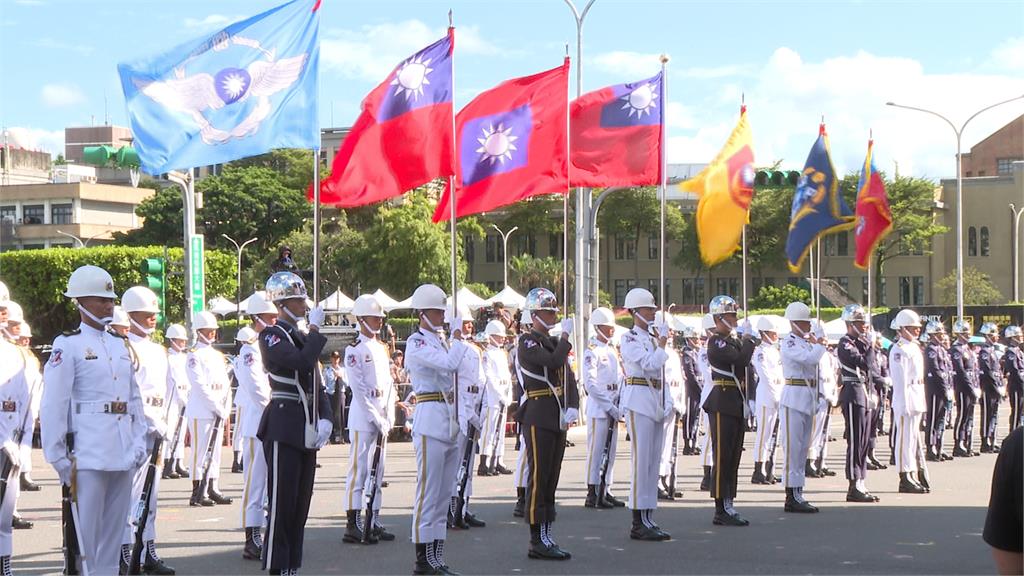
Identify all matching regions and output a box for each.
[433,540,459,575]
[784,488,819,513]
[120,543,131,575]
[867,452,887,469]
[751,462,768,484]
[712,499,748,526]
[370,511,396,541]
[700,465,711,491]
[142,540,175,575]
[174,459,189,477]
[463,506,486,528]
[12,514,33,529]
[657,477,672,501]
[602,492,625,507]
[495,462,513,475]
[343,510,364,544]
[413,543,439,575]
[914,471,931,493]
[19,472,40,492]
[585,484,598,508]
[450,497,469,530]
[765,459,778,483]
[805,459,822,479]
[161,459,179,480]
[630,509,668,541]
[231,451,242,473]
[189,481,213,507]
[513,487,526,517]
[898,472,927,494]
[207,485,233,505]
[0,555,10,576]
[243,527,263,560]
[846,481,875,503]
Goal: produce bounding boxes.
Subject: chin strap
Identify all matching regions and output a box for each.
[197,332,213,345]
[533,314,555,332]
[419,311,444,333]
[283,306,304,325]
[358,317,380,336]
[76,302,112,327]
[130,318,154,336]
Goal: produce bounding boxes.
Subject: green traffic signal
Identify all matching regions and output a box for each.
[754,170,801,187]
[140,257,166,328]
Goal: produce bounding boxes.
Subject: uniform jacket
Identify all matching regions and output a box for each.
[890,337,926,416]
[582,338,621,420]
[837,334,882,407]
[819,350,839,407]
[128,333,170,437]
[664,345,686,415]
[482,344,513,409]
[234,341,270,438]
[454,342,485,436]
[405,328,467,442]
[950,340,981,398]
[257,320,331,451]
[41,324,146,472]
[166,348,191,412]
[702,332,755,418]
[185,342,231,420]
[619,326,670,421]
[752,342,784,409]
[780,333,826,415]
[516,330,579,432]
[924,341,954,400]
[1002,346,1023,392]
[681,345,701,405]
[0,341,31,465]
[345,334,395,434]
[979,343,1006,396]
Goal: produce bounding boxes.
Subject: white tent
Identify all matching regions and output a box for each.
[822,318,847,343]
[371,289,414,312]
[319,289,355,312]
[447,286,488,310]
[207,296,238,316]
[238,291,271,314]
[485,285,526,309]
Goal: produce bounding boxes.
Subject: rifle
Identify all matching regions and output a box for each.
[62,430,84,575]
[165,405,186,467]
[128,436,163,574]
[487,403,504,471]
[766,418,780,479]
[192,415,223,502]
[596,416,616,505]
[667,412,681,498]
[916,429,931,490]
[814,408,832,472]
[362,432,385,543]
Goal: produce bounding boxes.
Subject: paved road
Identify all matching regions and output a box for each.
[13,416,1008,575]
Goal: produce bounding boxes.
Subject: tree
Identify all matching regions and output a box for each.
[113,182,184,246]
[750,284,811,309]
[935,267,1004,306]
[509,254,568,293]
[597,186,685,280]
[261,214,367,297]
[229,148,318,191]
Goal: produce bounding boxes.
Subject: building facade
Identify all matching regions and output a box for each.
[962,114,1023,178]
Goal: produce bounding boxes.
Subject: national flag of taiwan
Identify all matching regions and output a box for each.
[118,0,320,175]
[679,108,755,266]
[854,139,893,269]
[433,59,570,221]
[785,124,856,272]
[314,30,455,207]
[570,72,663,187]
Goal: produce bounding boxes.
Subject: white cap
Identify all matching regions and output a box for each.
[891,309,922,329]
[19,324,31,339]
[4,302,23,325]
[236,326,258,343]
[591,307,616,328]
[484,319,506,338]
[352,294,385,318]
[756,316,777,333]
[784,302,812,322]
[624,288,656,310]
[246,292,278,316]
[165,323,187,340]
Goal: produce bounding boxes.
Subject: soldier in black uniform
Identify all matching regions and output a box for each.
[836,305,882,503]
[703,295,754,526]
[978,323,1006,453]
[1003,326,1024,430]
[950,321,981,457]
[516,288,579,560]
[923,321,954,461]
[258,272,333,575]
[681,329,702,455]
[866,334,889,470]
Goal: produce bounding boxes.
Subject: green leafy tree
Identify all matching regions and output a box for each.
[509,254,568,293]
[597,186,685,281]
[463,282,495,299]
[113,183,184,246]
[228,148,318,191]
[261,214,368,297]
[750,284,812,309]
[935,267,1004,305]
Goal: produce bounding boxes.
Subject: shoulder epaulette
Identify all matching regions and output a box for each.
[62,328,81,336]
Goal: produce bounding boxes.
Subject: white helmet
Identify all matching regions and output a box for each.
[122,286,160,314]
[591,307,616,328]
[701,313,715,332]
[19,324,31,339]
[0,281,8,305]
[236,326,258,343]
[484,319,507,338]
[193,311,219,331]
[624,288,656,310]
[756,316,777,333]
[265,272,307,303]
[411,284,447,311]
[891,309,922,329]
[352,294,385,318]
[784,302,812,322]
[110,306,130,328]
[165,323,187,340]
[246,292,278,316]
[5,302,23,324]
[445,303,472,325]
[64,265,116,299]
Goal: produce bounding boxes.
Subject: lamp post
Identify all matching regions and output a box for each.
[886,94,1024,322]
[221,234,258,321]
[491,224,519,288]
[1011,203,1024,302]
[56,229,111,248]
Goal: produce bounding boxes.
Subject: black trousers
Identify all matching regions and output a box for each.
[709,411,744,500]
[980,390,1001,446]
[842,401,870,481]
[523,424,566,525]
[926,392,949,454]
[1009,386,1023,430]
[329,391,343,440]
[263,440,317,572]
[684,395,701,447]
[954,390,977,451]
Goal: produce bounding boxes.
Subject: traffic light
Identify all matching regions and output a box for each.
[82,145,139,168]
[754,170,801,187]
[140,257,167,327]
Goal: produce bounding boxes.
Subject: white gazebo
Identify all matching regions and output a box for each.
[319,289,355,312]
[207,296,237,316]
[447,286,489,310]
[484,286,526,309]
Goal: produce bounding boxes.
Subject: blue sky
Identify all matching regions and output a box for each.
[2,0,1023,179]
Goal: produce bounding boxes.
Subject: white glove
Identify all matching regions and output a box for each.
[662,402,675,421]
[52,457,73,485]
[563,407,579,426]
[607,405,620,422]
[560,318,575,337]
[315,419,333,449]
[468,412,482,429]
[308,306,326,330]
[133,444,149,468]
[375,415,390,434]
[2,442,20,471]
[653,321,671,339]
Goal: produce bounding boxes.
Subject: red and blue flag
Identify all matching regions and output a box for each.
[854,139,893,269]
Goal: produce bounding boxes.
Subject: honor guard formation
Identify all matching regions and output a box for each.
[0,269,1020,575]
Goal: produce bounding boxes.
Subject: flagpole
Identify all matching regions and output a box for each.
[815,236,822,320]
[808,245,815,312]
[563,44,571,315]
[448,12,459,312]
[740,98,748,316]
[659,55,668,314]
[313,147,321,303]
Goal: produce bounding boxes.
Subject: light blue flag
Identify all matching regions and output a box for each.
[118,0,319,175]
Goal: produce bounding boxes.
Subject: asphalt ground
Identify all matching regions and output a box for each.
[11,413,1010,575]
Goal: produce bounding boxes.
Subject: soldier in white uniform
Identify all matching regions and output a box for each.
[618,288,672,541]
[582,307,624,509]
[511,316,532,518]
[889,309,929,494]
[186,311,233,507]
[119,286,175,574]
[344,294,397,544]
[41,266,148,575]
[0,294,32,574]
[3,303,42,500]
[697,314,716,491]
[237,294,276,560]
[751,316,783,485]
[808,323,839,478]
[449,306,487,530]
[778,302,826,514]
[162,324,191,480]
[658,323,685,500]
[479,321,513,477]
[405,284,470,575]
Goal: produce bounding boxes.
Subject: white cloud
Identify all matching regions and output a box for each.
[183,14,239,30]
[3,127,64,156]
[589,50,750,81]
[41,83,85,108]
[988,37,1024,72]
[33,37,93,55]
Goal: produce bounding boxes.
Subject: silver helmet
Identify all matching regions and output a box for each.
[523,288,558,313]
[978,322,999,337]
[925,320,946,336]
[708,295,739,316]
[951,320,972,335]
[265,272,307,303]
[840,304,867,323]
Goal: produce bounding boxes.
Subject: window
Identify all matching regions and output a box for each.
[548,233,563,259]
[682,278,694,305]
[485,235,503,263]
[899,277,912,306]
[836,276,849,294]
[512,234,536,257]
[837,232,848,256]
[694,277,706,306]
[980,226,990,257]
[614,278,637,306]
[0,206,14,222]
[997,158,1021,175]
[823,235,835,256]
[647,235,659,260]
[614,236,636,260]
[22,205,44,224]
[878,277,887,306]
[51,203,73,225]
[787,276,800,286]
[968,226,977,257]
[913,276,925,305]
[21,244,44,250]
[646,279,670,302]
[463,237,474,265]
[715,277,739,297]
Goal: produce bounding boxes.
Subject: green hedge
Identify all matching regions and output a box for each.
[0,245,236,342]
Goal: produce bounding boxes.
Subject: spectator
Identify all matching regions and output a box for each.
[983,425,1022,574]
[323,350,347,443]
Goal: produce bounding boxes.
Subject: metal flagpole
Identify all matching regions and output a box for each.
[740,98,748,315]
[449,12,459,312]
[562,43,571,316]
[313,148,321,303]
[659,55,669,314]
[815,236,822,320]
[808,245,815,312]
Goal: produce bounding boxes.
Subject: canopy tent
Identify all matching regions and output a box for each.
[238,291,269,314]
[372,289,414,312]
[484,285,526,309]
[446,286,489,310]
[207,296,237,316]
[319,289,355,312]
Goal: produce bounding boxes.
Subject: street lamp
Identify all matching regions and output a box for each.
[491,224,519,288]
[221,234,258,321]
[56,229,112,248]
[1011,203,1024,302]
[886,94,1024,321]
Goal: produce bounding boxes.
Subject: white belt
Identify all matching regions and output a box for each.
[270,373,299,385]
[76,400,129,415]
[270,391,301,402]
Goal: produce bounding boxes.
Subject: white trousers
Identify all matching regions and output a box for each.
[411,434,458,543]
[808,401,829,462]
[77,469,133,575]
[190,418,222,482]
[658,416,678,477]
[232,406,244,452]
[585,417,618,487]
[753,402,779,463]
[241,436,267,529]
[345,429,386,513]
[781,406,813,489]
[626,411,664,510]
[0,464,20,555]
[700,411,714,467]
[450,432,475,501]
[122,435,161,545]
[478,405,507,464]
[895,413,925,473]
[515,434,530,489]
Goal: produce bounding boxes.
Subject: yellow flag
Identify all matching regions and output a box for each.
[679,110,755,266]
